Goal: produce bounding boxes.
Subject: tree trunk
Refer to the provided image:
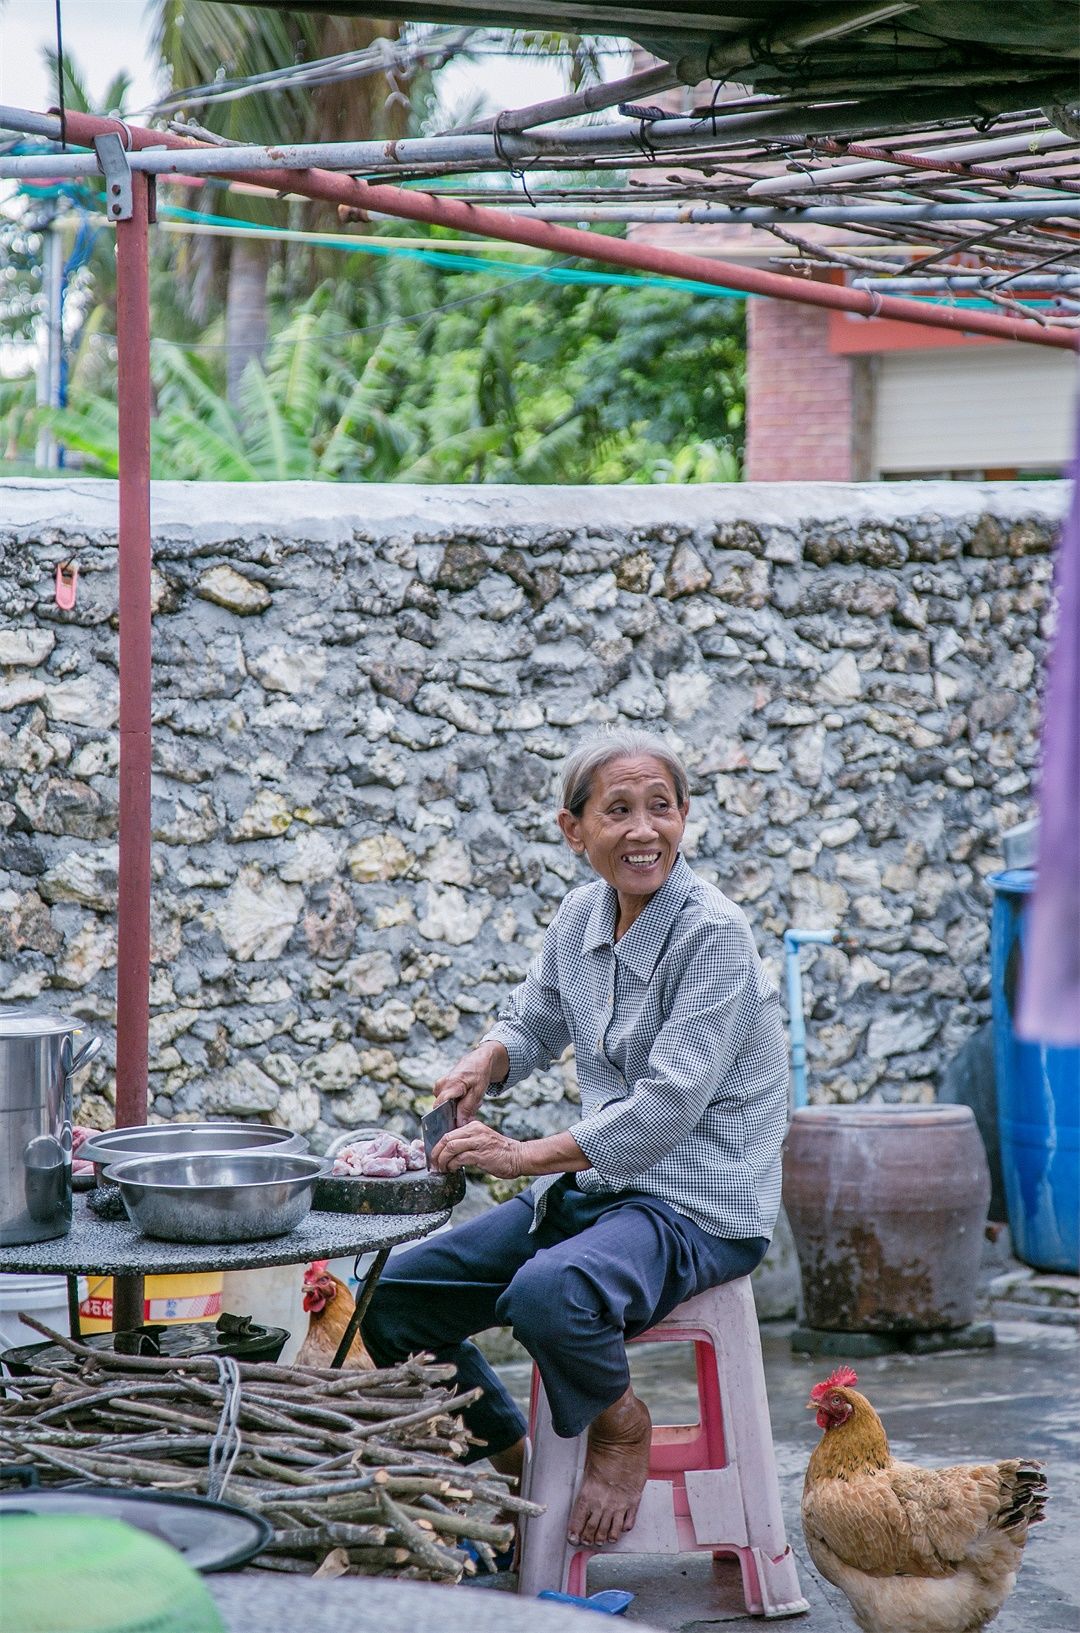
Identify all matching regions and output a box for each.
[225,236,269,408]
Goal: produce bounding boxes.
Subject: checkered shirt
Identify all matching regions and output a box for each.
[483,852,788,1240]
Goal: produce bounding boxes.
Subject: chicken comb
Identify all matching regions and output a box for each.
[809,1365,858,1401]
[305,1259,330,1276]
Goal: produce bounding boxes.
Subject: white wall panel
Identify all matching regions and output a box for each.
[873,344,1078,475]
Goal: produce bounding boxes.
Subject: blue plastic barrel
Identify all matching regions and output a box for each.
[989,870,1080,1274]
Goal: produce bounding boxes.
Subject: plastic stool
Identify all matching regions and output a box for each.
[516,1279,809,1618]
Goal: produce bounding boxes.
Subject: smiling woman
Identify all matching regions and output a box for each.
[362,729,787,1556]
[556,730,691,938]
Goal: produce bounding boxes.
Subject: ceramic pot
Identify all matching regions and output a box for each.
[782,1104,991,1332]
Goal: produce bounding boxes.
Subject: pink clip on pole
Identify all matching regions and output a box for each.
[55,561,78,609]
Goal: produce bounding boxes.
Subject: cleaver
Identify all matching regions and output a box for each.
[421,1099,457,1162]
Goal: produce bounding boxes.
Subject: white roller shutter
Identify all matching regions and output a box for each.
[873,344,1078,476]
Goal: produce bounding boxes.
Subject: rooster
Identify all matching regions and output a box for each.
[295,1261,374,1370]
[802,1365,1046,1633]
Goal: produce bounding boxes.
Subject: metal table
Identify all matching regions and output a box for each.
[0,1195,450,1366]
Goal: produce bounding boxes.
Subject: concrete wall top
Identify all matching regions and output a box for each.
[1,477,1070,549]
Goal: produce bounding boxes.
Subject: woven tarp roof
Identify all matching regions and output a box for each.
[217,1,1079,90]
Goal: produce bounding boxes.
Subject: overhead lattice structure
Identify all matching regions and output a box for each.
[5,1,1078,324]
[208,0,1080,315]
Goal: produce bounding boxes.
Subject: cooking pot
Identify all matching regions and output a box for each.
[0,1008,102,1246]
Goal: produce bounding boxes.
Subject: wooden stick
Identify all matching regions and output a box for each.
[377,1489,463,1579]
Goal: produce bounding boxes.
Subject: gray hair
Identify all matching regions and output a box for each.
[559,730,690,817]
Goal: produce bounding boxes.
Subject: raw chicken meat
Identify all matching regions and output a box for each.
[332,1132,428,1178]
[72,1124,95,1178]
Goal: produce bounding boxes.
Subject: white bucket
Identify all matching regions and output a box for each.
[221,1265,307,1365]
[0,1273,71,1356]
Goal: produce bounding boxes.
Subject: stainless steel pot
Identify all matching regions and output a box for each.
[0,1008,102,1246]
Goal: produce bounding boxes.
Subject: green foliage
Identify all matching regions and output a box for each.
[41,48,133,119]
[2,16,747,483]
[19,261,745,483]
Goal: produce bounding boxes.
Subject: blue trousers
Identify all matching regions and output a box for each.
[363,1177,767,1455]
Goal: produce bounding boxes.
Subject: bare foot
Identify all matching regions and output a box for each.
[568,1387,652,1547]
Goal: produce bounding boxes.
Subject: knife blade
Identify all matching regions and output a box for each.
[421,1099,457,1162]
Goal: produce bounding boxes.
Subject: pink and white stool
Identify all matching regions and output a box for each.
[516,1278,809,1618]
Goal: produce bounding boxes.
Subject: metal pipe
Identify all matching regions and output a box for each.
[4,149,1079,229]
[438,201,1080,225]
[6,130,1079,189]
[454,60,681,136]
[112,1275,146,1333]
[784,930,838,1110]
[4,80,1078,181]
[854,273,1080,292]
[0,103,62,137]
[5,75,1076,159]
[748,126,1073,196]
[807,133,1077,189]
[114,171,152,1129]
[49,109,1080,351]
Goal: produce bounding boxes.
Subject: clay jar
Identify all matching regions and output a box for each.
[782,1104,991,1332]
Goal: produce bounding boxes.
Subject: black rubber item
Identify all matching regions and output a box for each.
[0,1312,289,1375]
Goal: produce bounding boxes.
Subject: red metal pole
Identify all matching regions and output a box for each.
[61,110,1079,352]
[114,170,152,1128]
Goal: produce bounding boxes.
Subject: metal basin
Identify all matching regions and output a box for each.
[104,1152,329,1243]
[81,1122,308,1185]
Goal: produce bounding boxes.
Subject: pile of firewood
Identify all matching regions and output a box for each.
[0,1316,540,1582]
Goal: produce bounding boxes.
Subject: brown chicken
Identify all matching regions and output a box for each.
[802,1365,1047,1633]
[295,1261,374,1370]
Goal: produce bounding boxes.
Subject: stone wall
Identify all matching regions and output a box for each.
[0,478,1064,1152]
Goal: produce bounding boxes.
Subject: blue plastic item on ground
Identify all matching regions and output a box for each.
[989,870,1080,1274]
[459,1537,516,1574]
[538,1590,635,1615]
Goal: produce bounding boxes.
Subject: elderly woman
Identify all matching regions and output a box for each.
[363,729,788,1550]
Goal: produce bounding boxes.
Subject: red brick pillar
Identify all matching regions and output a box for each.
[745,296,858,481]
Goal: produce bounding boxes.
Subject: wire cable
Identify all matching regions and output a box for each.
[206,1357,243,1503]
[54,0,66,150]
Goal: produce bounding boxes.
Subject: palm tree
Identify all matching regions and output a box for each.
[39,296,418,479]
[150,2,412,407]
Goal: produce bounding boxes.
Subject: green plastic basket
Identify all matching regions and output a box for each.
[0,1514,226,1632]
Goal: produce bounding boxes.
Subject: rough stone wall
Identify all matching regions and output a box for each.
[0,479,1064,1152]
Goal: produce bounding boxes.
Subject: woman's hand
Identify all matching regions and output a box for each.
[430,1121,526,1180]
[433,1041,508,1124]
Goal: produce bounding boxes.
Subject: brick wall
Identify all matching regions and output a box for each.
[746,297,856,482]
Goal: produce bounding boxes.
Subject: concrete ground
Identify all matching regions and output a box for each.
[489,1304,1079,1632]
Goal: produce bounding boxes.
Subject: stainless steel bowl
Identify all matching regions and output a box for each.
[81,1122,309,1185]
[103,1151,329,1243]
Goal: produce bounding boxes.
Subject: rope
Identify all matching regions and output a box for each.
[491,110,539,208]
[206,1356,243,1502]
